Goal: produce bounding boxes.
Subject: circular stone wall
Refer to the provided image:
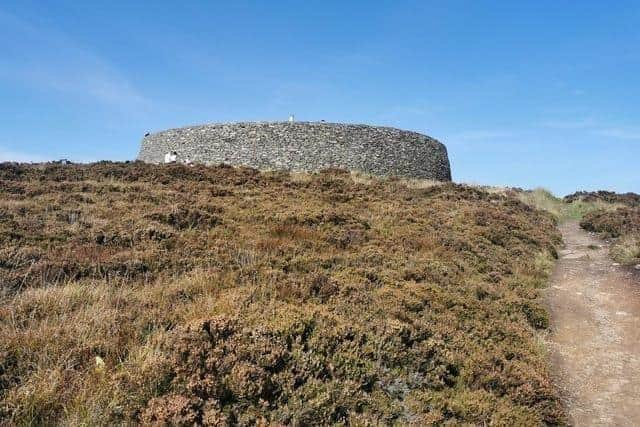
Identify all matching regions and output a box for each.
[137,122,452,181]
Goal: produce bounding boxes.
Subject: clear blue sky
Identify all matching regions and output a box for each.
[1,1,638,195]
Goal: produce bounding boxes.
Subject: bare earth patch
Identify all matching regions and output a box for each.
[546,221,640,425]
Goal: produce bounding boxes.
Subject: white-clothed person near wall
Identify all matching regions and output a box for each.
[164,151,177,164]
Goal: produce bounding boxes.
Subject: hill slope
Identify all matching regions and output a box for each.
[0,163,565,425]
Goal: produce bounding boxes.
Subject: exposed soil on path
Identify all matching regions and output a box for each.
[546,221,640,426]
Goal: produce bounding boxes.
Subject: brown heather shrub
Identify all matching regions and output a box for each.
[581,207,640,265]
[0,162,566,425]
[580,207,640,238]
[565,190,640,207]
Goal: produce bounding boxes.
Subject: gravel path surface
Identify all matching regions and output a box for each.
[547,221,640,426]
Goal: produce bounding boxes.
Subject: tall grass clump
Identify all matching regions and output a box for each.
[517,188,620,221]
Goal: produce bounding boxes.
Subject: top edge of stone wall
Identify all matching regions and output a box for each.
[146,121,439,139]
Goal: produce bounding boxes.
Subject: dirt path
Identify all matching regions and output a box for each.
[546,221,640,426]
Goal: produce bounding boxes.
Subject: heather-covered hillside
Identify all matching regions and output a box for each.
[0,162,565,425]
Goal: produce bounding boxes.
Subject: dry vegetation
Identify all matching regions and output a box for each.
[559,190,640,265]
[517,189,616,221]
[580,207,640,265]
[0,162,566,425]
[564,191,640,207]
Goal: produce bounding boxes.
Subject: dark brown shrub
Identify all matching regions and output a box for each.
[146,207,222,230]
[565,190,640,207]
[581,207,640,237]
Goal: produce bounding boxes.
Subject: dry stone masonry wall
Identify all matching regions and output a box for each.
[138,122,452,181]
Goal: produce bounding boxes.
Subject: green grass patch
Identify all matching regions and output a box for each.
[517,188,619,221]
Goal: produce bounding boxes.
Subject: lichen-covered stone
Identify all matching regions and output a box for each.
[137,122,452,181]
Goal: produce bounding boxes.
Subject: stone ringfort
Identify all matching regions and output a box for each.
[137,121,452,181]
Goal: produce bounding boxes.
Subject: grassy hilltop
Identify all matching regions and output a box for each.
[0,162,566,425]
